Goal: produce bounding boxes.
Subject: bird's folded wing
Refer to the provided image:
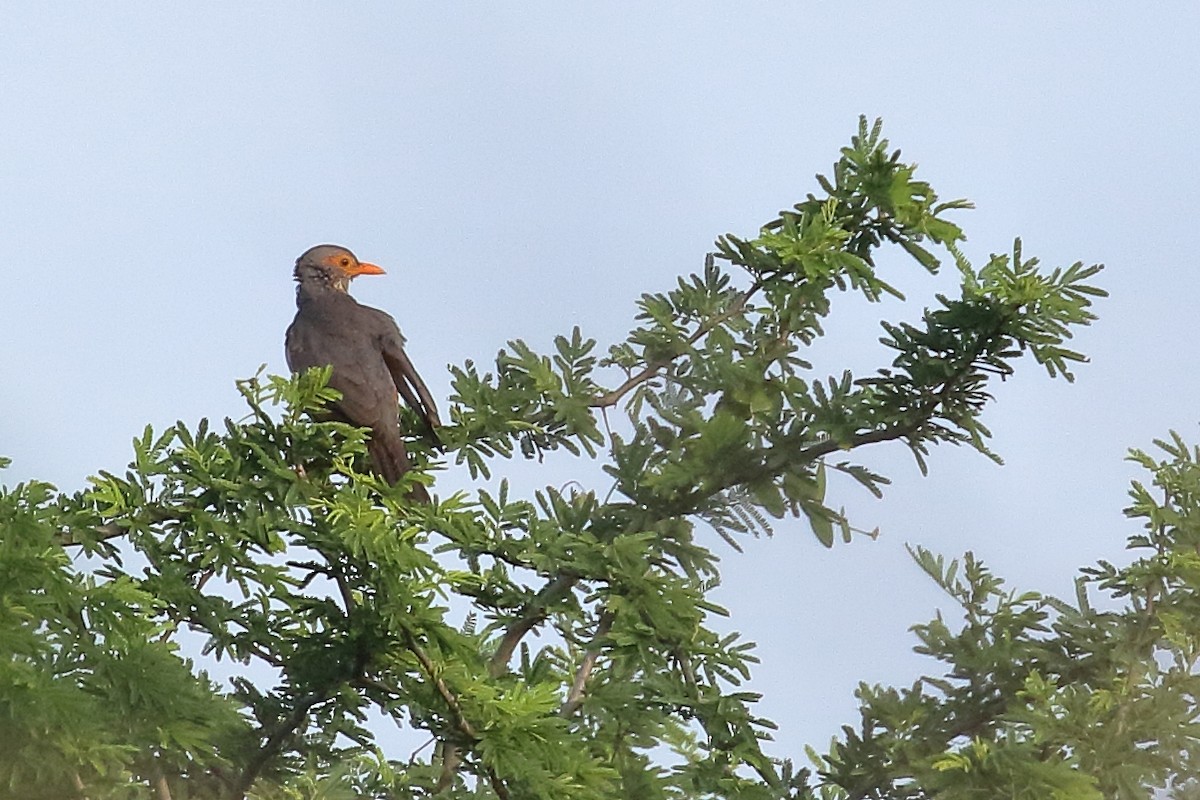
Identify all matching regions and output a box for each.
[379,327,441,433]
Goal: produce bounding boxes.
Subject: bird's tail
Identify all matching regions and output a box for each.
[367,429,430,503]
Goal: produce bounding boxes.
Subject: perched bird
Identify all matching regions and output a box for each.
[285,244,440,500]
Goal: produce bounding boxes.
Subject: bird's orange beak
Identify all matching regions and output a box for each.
[348,262,386,277]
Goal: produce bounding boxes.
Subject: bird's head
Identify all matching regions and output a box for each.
[294,244,386,293]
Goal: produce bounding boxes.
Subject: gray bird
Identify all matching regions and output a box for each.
[285,244,440,500]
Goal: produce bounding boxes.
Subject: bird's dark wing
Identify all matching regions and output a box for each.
[383,337,441,432]
[367,310,441,434]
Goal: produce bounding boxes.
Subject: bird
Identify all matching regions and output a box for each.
[285,244,441,501]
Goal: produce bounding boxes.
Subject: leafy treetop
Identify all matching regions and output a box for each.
[0,117,1131,800]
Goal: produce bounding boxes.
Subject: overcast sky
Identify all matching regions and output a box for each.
[2,4,1197,763]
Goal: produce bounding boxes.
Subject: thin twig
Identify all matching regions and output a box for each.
[402,630,511,799]
[409,735,438,762]
[56,521,131,546]
[559,610,614,717]
[56,504,185,547]
[233,690,328,798]
[333,570,357,616]
[149,762,173,800]
[402,630,477,741]
[157,569,215,644]
[590,280,763,409]
[71,772,89,800]
[435,745,462,795]
[489,573,579,677]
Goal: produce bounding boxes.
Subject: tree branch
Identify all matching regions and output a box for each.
[590,271,762,410]
[402,629,510,800]
[488,573,580,677]
[233,689,328,798]
[149,762,173,800]
[559,610,614,717]
[435,745,463,795]
[402,630,478,741]
[660,305,1017,520]
[56,504,186,547]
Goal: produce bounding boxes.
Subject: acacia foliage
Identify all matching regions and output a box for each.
[811,436,1200,799]
[0,118,1131,799]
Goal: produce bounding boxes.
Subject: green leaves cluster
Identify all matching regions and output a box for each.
[0,474,241,798]
[0,118,1129,799]
[805,436,1200,798]
[445,328,605,474]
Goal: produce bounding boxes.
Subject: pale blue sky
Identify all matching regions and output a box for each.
[2,4,1197,762]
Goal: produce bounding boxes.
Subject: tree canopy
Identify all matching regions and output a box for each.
[5,118,1189,800]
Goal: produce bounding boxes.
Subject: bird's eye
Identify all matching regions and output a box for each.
[340,257,351,267]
